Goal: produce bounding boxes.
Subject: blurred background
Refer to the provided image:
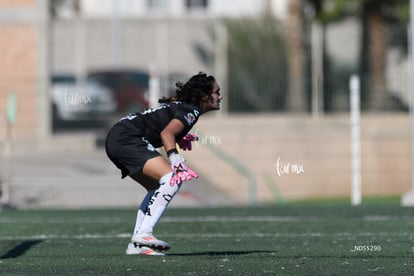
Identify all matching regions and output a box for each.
[0,0,412,208]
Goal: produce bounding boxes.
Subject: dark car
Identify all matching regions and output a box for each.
[87,70,150,114]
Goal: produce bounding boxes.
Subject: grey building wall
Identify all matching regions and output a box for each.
[51,18,213,79]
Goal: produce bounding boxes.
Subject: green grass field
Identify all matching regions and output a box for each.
[1,202,414,275]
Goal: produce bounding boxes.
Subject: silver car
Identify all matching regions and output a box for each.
[51,80,116,122]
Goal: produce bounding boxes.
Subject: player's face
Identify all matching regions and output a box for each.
[204,81,222,112]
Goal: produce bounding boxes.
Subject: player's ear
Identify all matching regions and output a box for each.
[201,94,210,104]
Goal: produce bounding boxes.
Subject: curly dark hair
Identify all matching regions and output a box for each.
[159,72,216,108]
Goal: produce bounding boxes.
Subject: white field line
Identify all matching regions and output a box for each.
[0,216,305,224]
[0,232,414,241]
[1,216,413,241]
[163,216,304,222]
[0,215,412,224]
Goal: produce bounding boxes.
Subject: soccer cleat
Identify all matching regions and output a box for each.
[131,233,171,251]
[126,243,165,256]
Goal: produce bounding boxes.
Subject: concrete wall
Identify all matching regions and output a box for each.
[5,114,411,208]
[51,18,212,77]
[188,113,410,204]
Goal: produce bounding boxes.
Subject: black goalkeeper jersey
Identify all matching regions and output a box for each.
[117,101,202,148]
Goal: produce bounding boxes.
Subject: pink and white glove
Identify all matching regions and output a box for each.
[177,133,199,151]
[168,151,199,186]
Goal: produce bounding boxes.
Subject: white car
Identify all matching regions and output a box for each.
[51,80,116,122]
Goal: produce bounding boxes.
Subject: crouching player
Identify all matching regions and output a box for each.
[105,72,222,255]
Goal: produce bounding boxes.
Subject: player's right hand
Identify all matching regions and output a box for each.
[177,133,199,151]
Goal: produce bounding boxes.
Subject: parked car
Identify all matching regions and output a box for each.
[51,73,76,85]
[87,69,150,114]
[51,74,116,125]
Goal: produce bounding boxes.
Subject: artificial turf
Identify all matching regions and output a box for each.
[1,203,414,275]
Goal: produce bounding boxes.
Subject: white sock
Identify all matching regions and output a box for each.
[138,172,178,234]
[132,189,155,235]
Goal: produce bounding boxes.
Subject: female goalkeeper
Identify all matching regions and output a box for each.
[105,72,222,256]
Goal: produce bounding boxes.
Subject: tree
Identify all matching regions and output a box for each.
[286,0,307,112]
[306,0,409,111]
[360,0,409,110]
[224,14,288,112]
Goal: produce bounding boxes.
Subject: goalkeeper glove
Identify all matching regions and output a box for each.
[177,133,199,151]
[168,150,198,186]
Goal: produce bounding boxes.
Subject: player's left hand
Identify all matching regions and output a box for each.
[170,165,199,186]
[168,152,199,186]
[177,133,199,151]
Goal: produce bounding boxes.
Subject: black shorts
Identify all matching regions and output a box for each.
[105,123,161,178]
